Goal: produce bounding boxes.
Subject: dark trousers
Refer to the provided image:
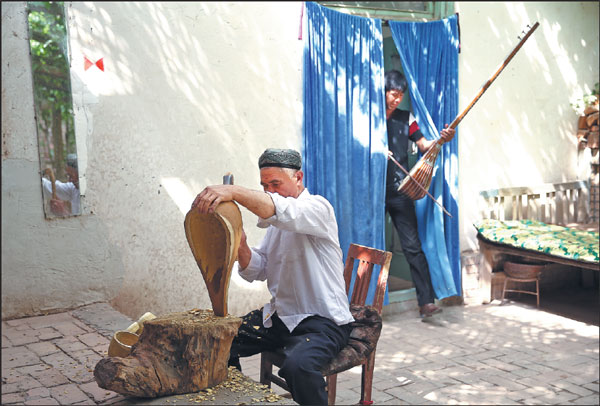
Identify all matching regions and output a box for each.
[229,309,352,406]
[386,191,436,306]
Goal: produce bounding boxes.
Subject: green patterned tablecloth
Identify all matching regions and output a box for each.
[474,219,599,264]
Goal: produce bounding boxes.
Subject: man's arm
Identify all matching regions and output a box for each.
[237,230,251,269]
[191,184,275,219]
[415,125,456,153]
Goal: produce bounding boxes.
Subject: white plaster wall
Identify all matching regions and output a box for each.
[2,2,124,318]
[455,2,599,252]
[64,2,304,319]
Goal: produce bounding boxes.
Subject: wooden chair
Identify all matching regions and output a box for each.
[259,243,392,405]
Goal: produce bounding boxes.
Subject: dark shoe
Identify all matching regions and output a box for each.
[419,303,442,318]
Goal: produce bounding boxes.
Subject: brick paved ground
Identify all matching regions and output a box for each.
[2,301,598,405]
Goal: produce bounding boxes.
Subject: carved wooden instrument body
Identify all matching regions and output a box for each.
[183,173,242,317]
[396,22,540,202]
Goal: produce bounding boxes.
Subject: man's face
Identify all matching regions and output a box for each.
[260,167,303,198]
[386,89,404,111]
[66,166,79,186]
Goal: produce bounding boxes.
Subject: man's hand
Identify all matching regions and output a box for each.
[50,198,70,216]
[191,185,235,213]
[440,124,456,143]
[237,230,251,270]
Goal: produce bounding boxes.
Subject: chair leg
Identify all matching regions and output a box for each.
[360,350,376,405]
[501,278,509,303]
[536,279,540,308]
[259,353,272,388]
[326,374,337,405]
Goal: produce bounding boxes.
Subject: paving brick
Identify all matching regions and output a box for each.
[479,373,528,391]
[71,319,96,334]
[1,374,42,393]
[570,394,600,405]
[78,332,110,348]
[2,368,24,383]
[520,396,548,404]
[385,386,433,404]
[5,318,30,327]
[59,362,95,384]
[79,381,120,403]
[26,341,61,357]
[582,382,600,392]
[511,359,555,373]
[24,398,60,405]
[550,381,595,397]
[1,346,42,368]
[52,321,88,337]
[29,367,70,387]
[5,328,40,346]
[25,313,77,329]
[481,357,522,372]
[69,349,102,370]
[49,383,92,404]
[36,328,63,341]
[25,386,51,400]
[52,336,88,353]
[2,335,13,348]
[41,351,78,370]
[16,364,50,375]
[92,344,109,357]
[534,390,580,404]
[1,391,26,404]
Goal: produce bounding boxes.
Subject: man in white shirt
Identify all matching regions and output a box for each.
[191,148,354,405]
[41,153,81,216]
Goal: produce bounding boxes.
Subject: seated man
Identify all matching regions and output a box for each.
[191,148,354,406]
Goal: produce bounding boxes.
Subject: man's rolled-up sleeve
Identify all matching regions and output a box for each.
[238,247,267,282]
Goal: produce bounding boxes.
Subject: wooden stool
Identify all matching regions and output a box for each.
[501,276,540,308]
[501,261,544,308]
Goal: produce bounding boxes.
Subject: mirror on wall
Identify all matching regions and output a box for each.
[27,1,80,218]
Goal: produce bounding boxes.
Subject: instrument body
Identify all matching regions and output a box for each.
[395,22,540,203]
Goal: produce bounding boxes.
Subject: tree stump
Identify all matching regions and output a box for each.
[94,309,242,398]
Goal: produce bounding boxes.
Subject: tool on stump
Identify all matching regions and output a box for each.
[394,22,540,211]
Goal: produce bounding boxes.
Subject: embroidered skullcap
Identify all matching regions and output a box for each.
[258,148,302,170]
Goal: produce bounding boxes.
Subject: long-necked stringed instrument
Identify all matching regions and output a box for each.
[395,22,540,206]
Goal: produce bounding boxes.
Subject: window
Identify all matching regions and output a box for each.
[317,2,454,21]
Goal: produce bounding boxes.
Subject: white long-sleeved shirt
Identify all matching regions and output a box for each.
[42,177,80,215]
[239,189,354,332]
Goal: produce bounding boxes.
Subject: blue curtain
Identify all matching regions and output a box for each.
[302,2,388,305]
[389,16,461,298]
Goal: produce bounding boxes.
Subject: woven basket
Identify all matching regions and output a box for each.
[504,261,544,279]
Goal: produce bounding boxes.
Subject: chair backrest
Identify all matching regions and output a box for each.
[343,243,393,314]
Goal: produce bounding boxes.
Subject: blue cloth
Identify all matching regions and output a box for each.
[389,16,461,298]
[302,2,388,305]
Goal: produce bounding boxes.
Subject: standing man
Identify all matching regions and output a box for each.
[191,148,354,406]
[384,70,455,318]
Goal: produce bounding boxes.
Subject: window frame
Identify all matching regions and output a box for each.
[317,2,454,22]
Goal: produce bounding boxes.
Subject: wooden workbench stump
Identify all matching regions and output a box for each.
[94,309,242,398]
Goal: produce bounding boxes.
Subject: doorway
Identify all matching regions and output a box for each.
[382,28,419,294]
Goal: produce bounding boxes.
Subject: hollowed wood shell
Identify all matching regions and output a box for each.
[184,202,243,317]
